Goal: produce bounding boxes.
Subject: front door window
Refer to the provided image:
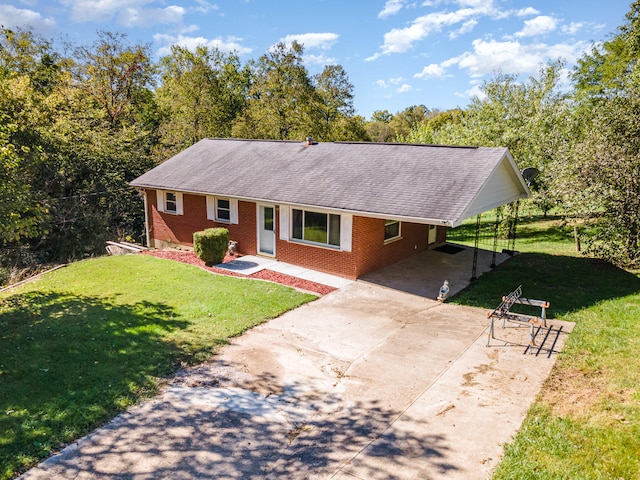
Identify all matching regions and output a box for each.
[258,205,275,256]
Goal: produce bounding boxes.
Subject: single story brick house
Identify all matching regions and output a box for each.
[130,138,530,279]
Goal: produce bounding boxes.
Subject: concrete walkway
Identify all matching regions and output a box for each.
[215,255,354,289]
[215,242,506,296]
[21,279,572,480]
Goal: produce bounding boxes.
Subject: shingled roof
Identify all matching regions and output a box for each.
[131,138,530,227]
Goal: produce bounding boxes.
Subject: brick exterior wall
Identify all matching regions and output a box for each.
[274,208,359,278]
[144,189,448,279]
[147,190,258,254]
[351,217,441,278]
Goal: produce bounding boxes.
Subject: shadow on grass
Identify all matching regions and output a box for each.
[448,215,575,246]
[451,253,640,317]
[0,291,186,478]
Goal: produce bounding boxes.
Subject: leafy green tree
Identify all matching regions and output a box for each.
[312,64,362,141]
[389,104,430,139]
[366,105,433,143]
[557,1,640,267]
[554,77,640,267]
[371,110,392,123]
[156,45,249,156]
[0,28,59,263]
[0,29,156,271]
[72,31,156,128]
[402,108,463,144]
[365,109,395,142]
[327,115,371,142]
[0,118,45,244]
[573,0,640,101]
[423,62,570,214]
[0,27,62,93]
[232,42,316,140]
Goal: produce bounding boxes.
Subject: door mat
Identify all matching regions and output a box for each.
[434,244,466,255]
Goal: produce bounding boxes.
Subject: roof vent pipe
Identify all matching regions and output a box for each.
[305,136,313,146]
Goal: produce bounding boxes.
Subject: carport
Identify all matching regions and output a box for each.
[362,242,512,299]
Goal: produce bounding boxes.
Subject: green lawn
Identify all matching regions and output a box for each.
[450,214,640,479]
[0,255,316,479]
[3,216,639,479]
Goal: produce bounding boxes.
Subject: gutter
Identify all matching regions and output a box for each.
[129,183,455,228]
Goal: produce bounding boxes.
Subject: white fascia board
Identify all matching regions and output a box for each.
[132,185,455,227]
[503,149,532,194]
[456,150,531,224]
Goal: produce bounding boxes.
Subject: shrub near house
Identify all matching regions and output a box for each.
[194,228,229,266]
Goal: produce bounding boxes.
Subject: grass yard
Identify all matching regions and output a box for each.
[0,255,316,479]
[450,213,640,479]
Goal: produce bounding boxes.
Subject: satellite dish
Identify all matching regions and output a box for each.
[521,167,539,186]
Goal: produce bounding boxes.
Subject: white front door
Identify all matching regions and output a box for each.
[258,205,276,256]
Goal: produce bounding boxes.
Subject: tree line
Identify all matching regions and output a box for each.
[1,1,639,283]
[0,30,369,282]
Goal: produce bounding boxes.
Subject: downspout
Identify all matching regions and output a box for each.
[141,189,151,248]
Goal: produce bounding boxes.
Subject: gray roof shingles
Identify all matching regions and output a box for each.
[131,138,512,225]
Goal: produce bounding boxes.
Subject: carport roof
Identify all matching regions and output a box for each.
[131,138,530,227]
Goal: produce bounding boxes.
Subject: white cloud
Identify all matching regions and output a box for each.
[367,8,477,60]
[414,63,448,79]
[449,19,477,39]
[515,15,558,38]
[562,22,585,36]
[154,33,252,56]
[445,38,588,78]
[375,76,407,89]
[61,0,137,23]
[180,24,200,34]
[280,33,339,50]
[194,0,219,14]
[305,53,337,65]
[516,7,539,17]
[454,0,493,10]
[457,83,485,101]
[0,4,56,33]
[378,0,406,19]
[367,0,513,61]
[119,5,185,28]
[61,0,186,27]
[397,83,413,93]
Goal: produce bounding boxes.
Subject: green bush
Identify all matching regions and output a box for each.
[193,228,229,266]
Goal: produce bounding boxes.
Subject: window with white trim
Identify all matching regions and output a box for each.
[216,198,231,221]
[157,190,183,215]
[206,196,238,224]
[165,192,177,213]
[291,209,341,247]
[384,219,401,242]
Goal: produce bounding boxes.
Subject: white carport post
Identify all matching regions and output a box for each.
[471,214,481,281]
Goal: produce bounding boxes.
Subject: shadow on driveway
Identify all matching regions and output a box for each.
[23,372,457,480]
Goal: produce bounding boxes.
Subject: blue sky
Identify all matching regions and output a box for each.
[0,0,633,118]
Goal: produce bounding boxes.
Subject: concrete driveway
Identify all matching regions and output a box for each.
[22,274,572,480]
